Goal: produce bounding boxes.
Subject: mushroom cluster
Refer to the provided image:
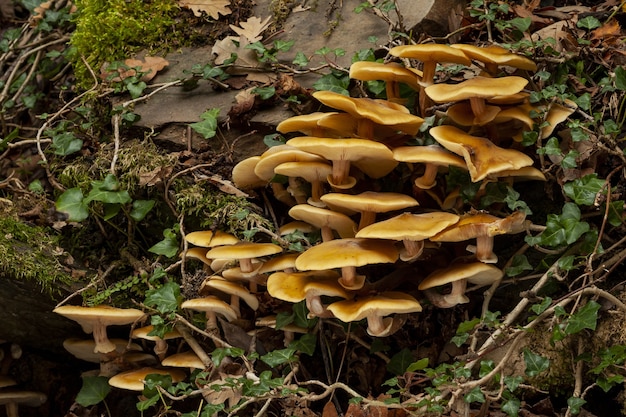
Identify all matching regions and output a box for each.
[220,43,575,337]
[0,342,47,417]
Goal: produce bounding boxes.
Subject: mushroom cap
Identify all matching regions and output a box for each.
[204,242,282,261]
[131,325,182,342]
[161,351,205,369]
[182,247,211,266]
[266,270,349,303]
[200,278,259,310]
[295,238,399,271]
[425,76,528,103]
[312,90,424,134]
[108,367,186,391]
[326,291,422,322]
[320,191,419,215]
[279,221,318,235]
[276,111,340,135]
[254,146,326,181]
[0,391,47,407]
[185,230,239,247]
[446,102,501,126]
[389,44,471,66]
[491,166,546,181]
[63,338,143,363]
[274,161,333,183]
[288,204,357,239]
[286,136,394,167]
[231,156,265,189]
[349,61,422,91]
[257,253,300,274]
[540,99,577,139]
[181,296,238,321]
[356,212,460,241]
[0,376,17,389]
[53,305,145,334]
[430,212,525,242]
[429,125,534,182]
[450,44,537,71]
[418,262,503,290]
[392,145,467,168]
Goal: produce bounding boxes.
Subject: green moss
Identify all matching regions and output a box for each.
[70,0,180,88]
[0,200,72,293]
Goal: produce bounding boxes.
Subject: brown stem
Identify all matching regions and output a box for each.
[92,324,115,354]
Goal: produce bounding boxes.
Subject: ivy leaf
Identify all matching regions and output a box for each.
[567,396,586,415]
[85,174,132,205]
[52,131,83,156]
[190,108,220,139]
[148,226,179,258]
[563,174,605,205]
[525,203,589,247]
[505,254,533,277]
[289,333,316,355]
[387,348,414,375]
[564,300,600,335]
[76,376,110,406]
[524,349,550,377]
[615,66,626,91]
[530,297,552,315]
[56,188,89,221]
[211,347,244,366]
[464,386,485,404]
[292,51,309,67]
[312,73,349,95]
[241,370,283,397]
[130,199,155,221]
[577,15,601,30]
[502,396,521,417]
[406,358,429,372]
[144,281,182,314]
[261,347,297,367]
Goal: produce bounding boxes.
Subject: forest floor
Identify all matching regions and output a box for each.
[1,0,626,416]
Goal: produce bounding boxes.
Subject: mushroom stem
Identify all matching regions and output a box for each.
[414,163,439,189]
[385,82,401,103]
[5,402,18,417]
[358,211,377,231]
[205,311,218,332]
[305,295,333,318]
[475,236,497,263]
[469,97,487,123]
[331,159,351,186]
[422,279,469,308]
[239,258,253,273]
[356,118,375,140]
[230,295,242,318]
[401,239,424,262]
[320,226,335,242]
[271,182,296,206]
[366,314,387,336]
[340,266,358,287]
[310,180,325,206]
[92,324,116,354]
[154,340,168,361]
[421,61,436,86]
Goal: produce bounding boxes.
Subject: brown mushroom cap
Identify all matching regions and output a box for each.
[161,351,205,369]
[63,338,143,363]
[392,145,468,189]
[389,44,471,86]
[267,270,349,316]
[257,253,300,274]
[320,191,419,230]
[446,102,502,127]
[286,136,396,188]
[254,146,326,181]
[277,111,341,136]
[108,367,186,391]
[231,156,265,189]
[0,390,47,415]
[181,296,238,322]
[53,305,145,354]
[295,238,399,290]
[204,242,283,273]
[200,278,260,311]
[312,90,424,136]
[185,230,239,247]
[356,212,460,261]
[425,76,528,103]
[327,291,422,337]
[274,161,332,206]
[429,125,534,182]
[540,99,577,139]
[450,44,537,72]
[288,204,357,242]
[349,61,422,102]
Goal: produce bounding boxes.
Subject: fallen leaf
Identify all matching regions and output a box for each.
[212,36,260,68]
[102,56,169,82]
[179,0,231,19]
[590,19,621,42]
[322,402,340,417]
[229,88,257,117]
[230,16,272,43]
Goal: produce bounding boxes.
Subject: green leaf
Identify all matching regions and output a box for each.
[567,396,586,415]
[563,174,605,205]
[52,131,83,156]
[606,200,625,226]
[464,386,485,404]
[241,370,283,396]
[253,86,276,100]
[144,281,182,314]
[387,348,414,375]
[615,66,626,91]
[312,73,349,94]
[76,376,111,406]
[524,349,550,377]
[508,17,531,32]
[289,333,316,355]
[190,108,220,139]
[126,80,147,99]
[130,199,155,221]
[504,375,523,392]
[292,51,309,67]
[505,254,533,277]
[577,16,601,30]
[530,297,552,315]
[261,347,297,367]
[211,347,244,366]
[406,358,429,372]
[564,300,600,335]
[525,203,589,247]
[274,39,294,52]
[85,174,131,205]
[478,360,495,378]
[502,395,521,417]
[56,188,89,221]
[148,226,179,258]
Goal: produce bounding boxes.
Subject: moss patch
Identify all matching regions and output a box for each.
[0,200,72,293]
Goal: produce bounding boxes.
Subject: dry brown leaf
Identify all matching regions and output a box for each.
[590,20,621,41]
[179,0,231,19]
[102,56,169,82]
[322,402,340,417]
[212,36,259,68]
[229,16,272,43]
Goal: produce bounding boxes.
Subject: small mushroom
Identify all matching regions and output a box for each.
[266,270,349,317]
[161,351,205,370]
[356,212,460,262]
[53,305,145,354]
[108,367,186,391]
[418,262,503,308]
[349,61,422,103]
[288,204,357,242]
[295,238,399,290]
[327,292,422,337]
[131,325,182,361]
[450,44,537,75]
[181,296,238,331]
[392,145,467,189]
[0,391,47,417]
[204,242,282,274]
[199,277,259,317]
